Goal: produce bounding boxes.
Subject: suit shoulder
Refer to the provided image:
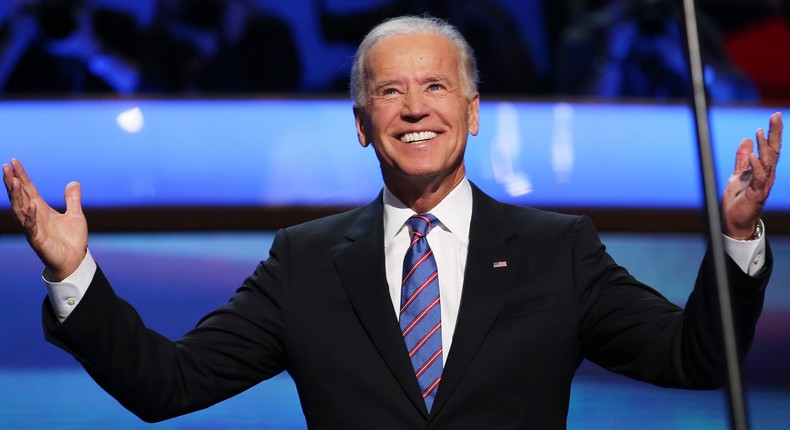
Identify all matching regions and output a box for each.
[498,202,590,233]
[279,203,377,245]
[472,184,588,233]
[286,206,366,230]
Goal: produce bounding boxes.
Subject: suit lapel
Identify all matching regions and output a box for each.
[333,196,430,416]
[430,185,520,416]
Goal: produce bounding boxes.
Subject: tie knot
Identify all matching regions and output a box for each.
[407,213,438,237]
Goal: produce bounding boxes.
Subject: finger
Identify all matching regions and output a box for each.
[23,199,39,240]
[2,163,14,198]
[755,128,773,168]
[757,113,783,170]
[734,138,753,174]
[7,177,30,224]
[2,163,24,201]
[64,181,83,216]
[748,152,767,189]
[767,112,783,153]
[4,165,25,222]
[9,159,41,199]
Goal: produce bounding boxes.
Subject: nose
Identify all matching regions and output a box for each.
[401,90,430,121]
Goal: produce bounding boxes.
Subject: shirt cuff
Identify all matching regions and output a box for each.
[723,219,766,277]
[43,250,97,323]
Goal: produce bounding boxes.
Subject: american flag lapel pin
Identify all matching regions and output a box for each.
[493,261,508,268]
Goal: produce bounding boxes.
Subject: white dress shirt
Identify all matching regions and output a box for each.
[383,179,473,365]
[45,178,768,364]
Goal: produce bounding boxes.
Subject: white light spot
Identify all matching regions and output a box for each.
[551,103,574,183]
[116,107,144,133]
[490,102,533,197]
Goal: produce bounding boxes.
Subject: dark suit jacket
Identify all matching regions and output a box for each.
[43,185,770,429]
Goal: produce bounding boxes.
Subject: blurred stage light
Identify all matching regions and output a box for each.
[116,107,144,133]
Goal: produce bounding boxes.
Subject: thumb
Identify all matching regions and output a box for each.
[64,181,83,216]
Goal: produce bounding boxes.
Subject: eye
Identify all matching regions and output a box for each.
[376,87,401,99]
[428,83,444,91]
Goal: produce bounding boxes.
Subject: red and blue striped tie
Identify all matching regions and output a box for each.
[400,213,442,412]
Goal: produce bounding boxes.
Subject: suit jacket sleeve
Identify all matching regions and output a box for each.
[574,215,770,388]
[41,229,293,423]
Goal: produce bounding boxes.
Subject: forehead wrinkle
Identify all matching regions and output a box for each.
[365,33,464,98]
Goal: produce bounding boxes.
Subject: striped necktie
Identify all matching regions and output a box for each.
[400,213,443,412]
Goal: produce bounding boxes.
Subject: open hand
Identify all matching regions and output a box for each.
[722,112,783,239]
[3,159,88,281]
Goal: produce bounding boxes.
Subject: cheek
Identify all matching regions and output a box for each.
[371,142,398,166]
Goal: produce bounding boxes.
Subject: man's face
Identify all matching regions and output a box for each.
[354,33,479,190]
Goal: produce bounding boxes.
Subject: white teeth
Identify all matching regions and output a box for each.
[400,131,437,143]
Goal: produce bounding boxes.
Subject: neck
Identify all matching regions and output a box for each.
[385,171,465,214]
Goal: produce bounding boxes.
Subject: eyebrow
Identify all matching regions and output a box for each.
[426,75,451,85]
[372,80,398,94]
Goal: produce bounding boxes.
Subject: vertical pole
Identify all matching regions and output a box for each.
[679,1,749,429]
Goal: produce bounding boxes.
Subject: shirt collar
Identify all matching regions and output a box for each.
[383,178,472,246]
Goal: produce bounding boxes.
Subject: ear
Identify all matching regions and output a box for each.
[467,92,480,136]
[353,106,372,147]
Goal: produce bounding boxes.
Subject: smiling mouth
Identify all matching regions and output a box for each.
[400,131,438,143]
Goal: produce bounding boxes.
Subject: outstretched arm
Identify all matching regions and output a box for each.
[722,112,783,240]
[3,159,88,281]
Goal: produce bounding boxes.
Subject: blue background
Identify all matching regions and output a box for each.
[2,100,788,210]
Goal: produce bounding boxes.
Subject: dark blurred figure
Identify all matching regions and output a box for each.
[0,0,143,96]
[557,0,758,103]
[317,0,542,95]
[140,0,301,95]
[432,0,541,95]
[706,0,790,104]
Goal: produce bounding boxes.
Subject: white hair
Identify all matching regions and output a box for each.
[349,15,479,107]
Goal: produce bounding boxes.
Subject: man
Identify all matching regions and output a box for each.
[2,15,784,429]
